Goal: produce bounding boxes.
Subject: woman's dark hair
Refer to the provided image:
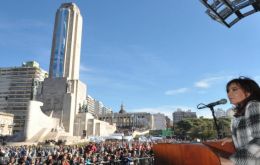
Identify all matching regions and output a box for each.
[226,76,260,117]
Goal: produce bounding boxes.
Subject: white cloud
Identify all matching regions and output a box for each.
[165,88,189,95]
[80,65,92,72]
[194,76,228,89]
[195,81,210,88]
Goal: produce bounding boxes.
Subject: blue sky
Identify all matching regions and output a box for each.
[1,1,260,119]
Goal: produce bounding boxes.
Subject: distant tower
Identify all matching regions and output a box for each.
[49,3,82,80]
[119,104,126,114]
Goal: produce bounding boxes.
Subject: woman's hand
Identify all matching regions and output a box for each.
[221,138,233,146]
[220,157,235,165]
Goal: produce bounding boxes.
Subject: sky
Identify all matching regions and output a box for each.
[1,0,260,119]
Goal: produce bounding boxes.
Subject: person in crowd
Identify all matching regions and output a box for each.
[8,156,16,165]
[45,155,54,165]
[0,138,159,164]
[223,76,260,165]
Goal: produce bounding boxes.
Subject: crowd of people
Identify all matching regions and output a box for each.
[2,76,260,165]
[0,140,156,165]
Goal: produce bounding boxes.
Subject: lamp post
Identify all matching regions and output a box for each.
[0,124,5,145]
[200,0,260,27]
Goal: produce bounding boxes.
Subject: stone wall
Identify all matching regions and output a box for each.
[24,101,60,141]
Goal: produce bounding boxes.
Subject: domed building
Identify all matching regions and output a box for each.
[99,104,167,133]
[119,104,127,114]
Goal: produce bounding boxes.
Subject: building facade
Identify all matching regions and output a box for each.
[99,104,156,133]
[0,61,47,134]
[226,107,234,118]
[151,113,167,130]
[172,109,197,123]
[0,112,14,136]
[94,100,104,116]
[86,95,112,117]
[215,108,227,118]
[86,95,95,115]
[102,106,112,115]
[165,116,173,128]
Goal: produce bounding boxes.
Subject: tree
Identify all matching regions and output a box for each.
[174,120,192,139]
[174,117,231,140]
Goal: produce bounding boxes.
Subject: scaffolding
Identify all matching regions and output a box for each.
[200,0,260,27]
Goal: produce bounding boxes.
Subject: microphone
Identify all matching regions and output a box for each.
[197,98,227,109]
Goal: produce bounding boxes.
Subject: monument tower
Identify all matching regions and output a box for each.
[38,3,87,135]
[24,3,116,141]
[49,3,82,80]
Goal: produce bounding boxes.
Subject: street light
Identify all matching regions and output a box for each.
[200,0,260,27]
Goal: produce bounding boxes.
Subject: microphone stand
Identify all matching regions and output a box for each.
[197,102,223,140]
[208,106,221,139]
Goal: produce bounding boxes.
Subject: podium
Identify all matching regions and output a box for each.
[152,141,235,165]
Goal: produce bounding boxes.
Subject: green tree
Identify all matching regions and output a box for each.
[174,117,231,140]
[174,119,192,139]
